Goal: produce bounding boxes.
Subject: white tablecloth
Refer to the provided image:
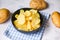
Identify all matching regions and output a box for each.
[0,0,60,40]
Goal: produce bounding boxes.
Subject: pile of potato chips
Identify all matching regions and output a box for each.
[14,9,41,31]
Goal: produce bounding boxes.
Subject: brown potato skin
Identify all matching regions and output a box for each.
[51,11,60,28]
[0,8,10,24]
[30,0,47,10]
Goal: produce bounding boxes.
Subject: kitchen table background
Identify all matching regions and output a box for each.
[0,0,60,40]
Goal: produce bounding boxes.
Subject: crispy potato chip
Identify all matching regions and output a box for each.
[29,16,32,20]
[24,11,31,16]
[30,9,37,14]
[31,18,40,27]
[20,10,24,14]
[15,14,18,18]
[32,24,40,30]
[17,14,25,25]
[27,21,31,30]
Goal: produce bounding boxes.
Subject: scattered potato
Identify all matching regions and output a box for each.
[30,0,47,10]
[14,9,41,31]
[51,11,60,28]
[0,8,10,23]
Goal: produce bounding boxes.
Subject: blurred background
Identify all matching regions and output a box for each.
[0,0,60,40]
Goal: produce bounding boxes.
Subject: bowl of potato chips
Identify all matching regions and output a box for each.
[11,8,43,32]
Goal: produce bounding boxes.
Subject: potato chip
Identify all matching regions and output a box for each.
[34,24,40,29]
[35,13,40,18]
[30,9,37,14]
[15,14,18,18]
[29,16,32,20]
[24,11,31,16]
[17,14,25,25]
[31,18,40,27]
[20,10,24,14]
[27,21,31,30]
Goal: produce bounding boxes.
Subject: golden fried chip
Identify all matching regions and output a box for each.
[15,14,18,18]
[20,10,24,14]
[24,11,31,17]
[17,14,25,25]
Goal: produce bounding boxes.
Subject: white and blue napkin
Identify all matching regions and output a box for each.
[4,12,50,40]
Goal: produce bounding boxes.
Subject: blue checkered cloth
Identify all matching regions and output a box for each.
[4,12,50,40]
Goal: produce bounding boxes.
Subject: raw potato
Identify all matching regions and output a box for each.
[30,0,47,10]
[51,11,60,28]
[14,9,41,31]
[0,8,10,23]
